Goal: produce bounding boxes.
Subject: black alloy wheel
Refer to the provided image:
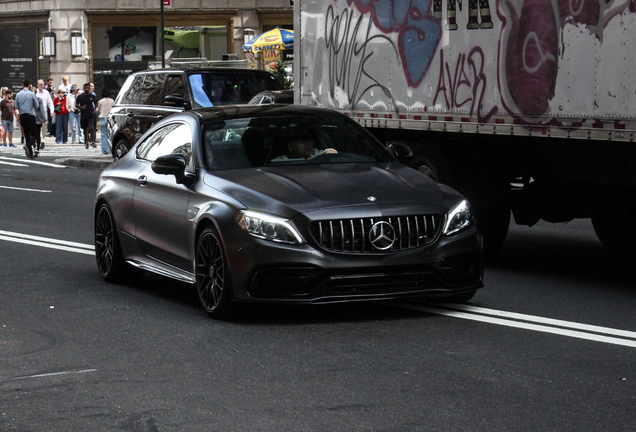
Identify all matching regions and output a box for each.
[195,227,233,318]
[95,203,144,283]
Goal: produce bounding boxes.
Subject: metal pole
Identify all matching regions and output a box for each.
[160,0,165,68]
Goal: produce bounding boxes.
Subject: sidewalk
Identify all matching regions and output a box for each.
[10,128,113,170]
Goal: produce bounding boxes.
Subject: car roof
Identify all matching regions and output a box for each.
[186,104,343,122]
[131,67,275,75]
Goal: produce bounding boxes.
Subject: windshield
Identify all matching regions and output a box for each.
[202,114,394,170]
[189,72,283,108]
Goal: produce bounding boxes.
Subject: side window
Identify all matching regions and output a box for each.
[163,75,186,101]
[137,123,193,169]
[138,74,167,106]
[118,75,144,105]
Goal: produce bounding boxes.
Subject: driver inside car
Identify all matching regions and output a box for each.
[273,133,337,161]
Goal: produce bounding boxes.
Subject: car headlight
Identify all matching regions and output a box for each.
[443,199,473,236]
[236,210,305,245]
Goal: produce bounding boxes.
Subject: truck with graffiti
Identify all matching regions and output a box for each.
[294,0,636,254]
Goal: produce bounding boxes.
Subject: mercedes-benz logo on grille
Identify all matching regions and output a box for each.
[369,221,396,250]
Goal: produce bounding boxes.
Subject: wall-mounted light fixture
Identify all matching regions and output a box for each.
[41,30,56,57]
[244,28,255,45]
[71,30,83,57]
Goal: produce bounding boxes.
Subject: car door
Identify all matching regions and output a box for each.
[132,121,194,270]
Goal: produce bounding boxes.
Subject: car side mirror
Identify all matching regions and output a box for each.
[388,143,413,163]
[152,154,186,183]
[164,94,186,108]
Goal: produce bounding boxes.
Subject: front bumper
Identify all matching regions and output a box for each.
[226,224,483,304]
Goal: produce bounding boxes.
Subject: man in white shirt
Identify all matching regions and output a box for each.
[36,79,53,144]
[58,75,72,94]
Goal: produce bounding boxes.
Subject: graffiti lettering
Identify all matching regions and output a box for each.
[433,48,488,115]
[325,5,397,107]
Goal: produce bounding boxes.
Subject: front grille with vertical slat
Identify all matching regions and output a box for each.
[309,215,443,254]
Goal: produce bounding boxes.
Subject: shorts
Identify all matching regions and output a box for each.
[81,117,92,129]
[2,120,13,133]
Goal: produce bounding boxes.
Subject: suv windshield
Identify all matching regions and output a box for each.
[189,72,283,108]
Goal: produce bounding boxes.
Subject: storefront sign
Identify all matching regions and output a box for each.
[0,29,37,93]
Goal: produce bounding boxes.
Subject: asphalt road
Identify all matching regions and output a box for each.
[1,156,635,431]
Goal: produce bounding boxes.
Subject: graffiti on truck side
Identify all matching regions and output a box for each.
[319,0,635,121]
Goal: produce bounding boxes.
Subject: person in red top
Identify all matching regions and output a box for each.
[53,89,69,144]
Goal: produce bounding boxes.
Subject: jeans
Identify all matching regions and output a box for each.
[55,114,68,143]
[100,118,109,153]
[69,111,83,143]
[47,108,56,135]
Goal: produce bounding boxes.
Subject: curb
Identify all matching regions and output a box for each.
[55,156,113,169]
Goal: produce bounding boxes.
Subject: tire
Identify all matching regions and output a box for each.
[112,138,131,161]
[407,140,452,183]
[94,203,144,283]
[592,201,636,254]
[195,226,234,319]
[408,140,509,256]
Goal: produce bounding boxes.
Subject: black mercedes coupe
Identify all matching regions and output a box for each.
[94,105,483,318]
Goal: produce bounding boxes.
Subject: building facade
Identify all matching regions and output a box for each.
[0,0,292,96]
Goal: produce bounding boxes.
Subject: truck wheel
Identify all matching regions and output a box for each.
[592,202,636,253]
[408,141,452,183]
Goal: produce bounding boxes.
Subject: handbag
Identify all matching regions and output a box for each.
[54,105,62,113]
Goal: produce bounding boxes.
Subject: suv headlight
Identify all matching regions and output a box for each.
[237,210,305,244]
[443,199,473,236]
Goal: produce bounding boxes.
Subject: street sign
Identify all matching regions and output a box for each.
[163,0,171,6]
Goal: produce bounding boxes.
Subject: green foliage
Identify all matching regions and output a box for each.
[271,61,293,90]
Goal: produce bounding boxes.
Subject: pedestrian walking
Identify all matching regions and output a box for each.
[33,87,47,156]
[53,89,69,144]
[35,79,53,145]
[14,79,39,158]
[0,89,16,147]
[44,77,56,137]
[96,88,115,154]
[67,84,83,144]
[76,82,97,148]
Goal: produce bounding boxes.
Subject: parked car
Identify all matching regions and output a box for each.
[95,105,483,319]
[248,89,293,105]
[107,67,283,161]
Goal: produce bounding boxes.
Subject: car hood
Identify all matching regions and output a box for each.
[203,163,445,218]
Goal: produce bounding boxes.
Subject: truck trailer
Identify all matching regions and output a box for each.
[294,0,636,255]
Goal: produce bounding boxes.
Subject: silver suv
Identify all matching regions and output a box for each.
[108,67,283,160]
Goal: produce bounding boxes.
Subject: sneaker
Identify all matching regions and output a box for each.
[2,144,6,147]
[9,144,16,148]
[72,141,76,144]
[90,142,96,148]
[23,145,33,159]
[85,142,89,149]
[33,150,39,157]
[39,142,45,149]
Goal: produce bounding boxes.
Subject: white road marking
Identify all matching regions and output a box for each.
[0,230,94,255]
[392,302,636,348]
[0,160,28,167]
[0,156,67,168]
[9,369,98,381]
[0,185,52,193]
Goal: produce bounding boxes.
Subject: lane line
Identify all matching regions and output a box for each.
[0,160,29,167]
[392,302,636,348]
[0,230,93,249]
[0,156,66,168]
[0,230,94,255]
[8,369,98,381]
[437,303,636,340]
[0,185,52,193]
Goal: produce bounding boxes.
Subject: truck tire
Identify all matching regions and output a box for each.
[408,140,509,256]
[592,202,636,254]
